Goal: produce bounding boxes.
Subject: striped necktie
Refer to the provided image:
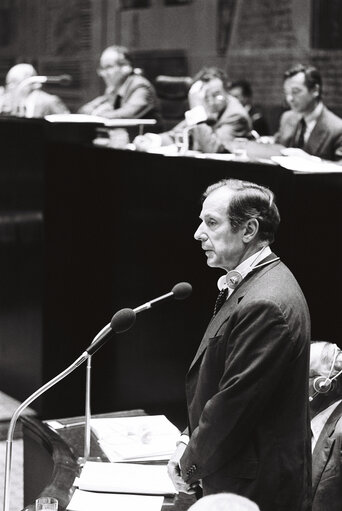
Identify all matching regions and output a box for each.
[213,288,228,316]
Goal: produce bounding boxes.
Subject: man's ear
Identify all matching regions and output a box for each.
[242,218,259,243]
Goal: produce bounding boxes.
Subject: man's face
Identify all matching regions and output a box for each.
[283,72,319,115]
[97,50,128,89]
[203,78,227,116]
[229,86,247,107]
[194,187,245,271]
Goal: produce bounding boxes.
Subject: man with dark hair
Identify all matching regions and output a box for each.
[134,66,251,153]
[229,79,269,136]
[309,341,342,511]
[78,45,160,120]
[167,179,312,511]
[274,63,342,161]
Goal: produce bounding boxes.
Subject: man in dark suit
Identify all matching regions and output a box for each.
[274,64,342,162]
[167,179,312,511]
[134,67,251,153]
[229,79,269,136]
[310,341,342,511]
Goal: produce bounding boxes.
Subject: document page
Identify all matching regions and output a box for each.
[90,414,180,461]
[77,461,177,495]
[67,489,164,511]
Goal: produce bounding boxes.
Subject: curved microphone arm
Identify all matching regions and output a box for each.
[3,351,89,511]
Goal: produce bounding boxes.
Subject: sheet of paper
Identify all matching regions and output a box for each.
[78,461,177,495]
[271,155,342,173]
[67,489,164,511]
[91,414,180,461]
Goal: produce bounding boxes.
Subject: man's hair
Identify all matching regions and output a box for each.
[283,63,322,98]
[192,66,229,91]
[189,493,260,511]
[203,179,280,244]
[230,79,253,98]
[101,45,132,66]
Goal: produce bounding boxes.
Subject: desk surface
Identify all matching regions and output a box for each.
[21,411,196,511]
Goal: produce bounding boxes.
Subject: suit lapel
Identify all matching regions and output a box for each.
[306,107,329,155]
[312,401,342,494]
[188,254,280,373]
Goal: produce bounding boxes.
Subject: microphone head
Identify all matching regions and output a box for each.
[171,282,192,300]
[110,308,136,333]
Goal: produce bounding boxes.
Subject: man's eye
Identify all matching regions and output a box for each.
[207,219,217,227]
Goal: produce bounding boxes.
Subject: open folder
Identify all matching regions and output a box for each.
[77,461,177,495]
[90,414,180,461]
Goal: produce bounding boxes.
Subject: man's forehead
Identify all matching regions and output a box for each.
[201,187,234,215]
[101,49,120,65]
[284,72,306,90]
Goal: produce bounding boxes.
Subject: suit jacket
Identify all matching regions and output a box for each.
[0,88,69,117]
[275,105,342,161]
[79,73,160,122]
[312,401,342,511]
[180,255,312,511]
[161,94,251,153]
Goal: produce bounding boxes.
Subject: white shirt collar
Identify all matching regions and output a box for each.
[311,399,342,451]
[303,101,323,124]
[217,245,272,293]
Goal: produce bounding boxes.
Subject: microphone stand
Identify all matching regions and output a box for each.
[3,351,88,511]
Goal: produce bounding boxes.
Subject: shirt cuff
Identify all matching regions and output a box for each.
[176,434,190,447]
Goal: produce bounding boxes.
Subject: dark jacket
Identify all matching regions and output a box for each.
[180,255,312,511]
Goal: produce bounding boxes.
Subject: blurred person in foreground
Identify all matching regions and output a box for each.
[134,67,251,153]
[188,493,260,511]
[259,64,342,162]
[310,340,342,511]
[78,45,160,122]
[0,63,69,117]
[229,79,269,136]
[167,178,312,511]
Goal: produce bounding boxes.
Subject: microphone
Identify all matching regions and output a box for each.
[133,282,192,313]
[3,310,133,511]
[86,308,136,356]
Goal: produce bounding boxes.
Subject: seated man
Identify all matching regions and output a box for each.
[134,67,251,153]
[229,79,269,136]
[271,64,342,162]
[310,340,342,511]
[78,45,160,122]
[0,63,69,117]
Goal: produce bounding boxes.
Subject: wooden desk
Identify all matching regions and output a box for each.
[21,411,196,511]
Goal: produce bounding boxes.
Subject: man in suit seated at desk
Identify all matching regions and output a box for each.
[259,64,342,162]
[134,67,251,153]
[310,340,342,511]
[78,45,160,123]
[229,79,269,137]
[0,63,69,117]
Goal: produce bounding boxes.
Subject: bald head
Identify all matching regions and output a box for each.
[189,493,260,511]
[6,64,37,88]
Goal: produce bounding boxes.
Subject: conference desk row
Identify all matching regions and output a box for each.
[0,116,341,425]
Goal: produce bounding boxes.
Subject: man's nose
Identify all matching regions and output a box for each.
[194,223,207,241]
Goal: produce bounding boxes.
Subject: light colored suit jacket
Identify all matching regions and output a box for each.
[180,255,312,511]
[312,401,342,511]
[161,94,251,153]
[275,105,342,161]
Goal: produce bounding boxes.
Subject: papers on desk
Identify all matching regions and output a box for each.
[271,155,342,173]
[45,113,157,128]
[77,461,177,495]
[91,414,180,462]
[67,489,164,511]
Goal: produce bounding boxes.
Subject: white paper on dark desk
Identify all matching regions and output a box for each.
[78,461,177,495]
[91,414,180,461]
[67,489,164,511]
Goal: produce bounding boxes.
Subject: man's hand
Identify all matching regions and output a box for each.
[188,80,206,110]
[133,133,162,152]
[167,442,199,494]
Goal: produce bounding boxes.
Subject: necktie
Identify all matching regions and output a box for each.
[213,288,228,316]
[294,117,306,148]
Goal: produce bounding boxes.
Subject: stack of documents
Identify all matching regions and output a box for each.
[90,414,180,461]
[67,490,164,511]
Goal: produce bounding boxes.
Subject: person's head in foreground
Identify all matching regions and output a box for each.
[188,493,260,511]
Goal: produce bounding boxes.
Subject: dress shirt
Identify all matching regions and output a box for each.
[302,101,323,144]
[217,245,272,297]
[311,399,342,451]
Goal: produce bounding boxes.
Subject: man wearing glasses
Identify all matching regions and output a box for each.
[79,45,160,121]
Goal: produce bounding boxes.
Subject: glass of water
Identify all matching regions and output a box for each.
[35,497,58,511]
